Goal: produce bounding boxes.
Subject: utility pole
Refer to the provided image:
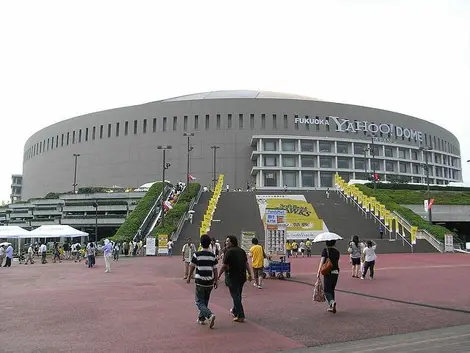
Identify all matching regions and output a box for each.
[73,154,80,194]
[157,145,172,227]
[183,132,194,187]
[421,146,433,224]
[210,145,220,190]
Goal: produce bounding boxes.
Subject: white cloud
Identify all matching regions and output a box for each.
[1,0,469,201]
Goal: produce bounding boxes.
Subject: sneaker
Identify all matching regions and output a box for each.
[196,319,206,325]
[208,315,216,329]
[332,302,337,314]
[257,285,262,289]
[233,317,245,323]
[253,282,258,288]
[360,276,365,280]
[230,309,236,317]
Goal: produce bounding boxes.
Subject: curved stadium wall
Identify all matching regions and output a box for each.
[22,91,462,199]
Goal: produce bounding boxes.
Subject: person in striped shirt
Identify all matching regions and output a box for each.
[187,234,219,328]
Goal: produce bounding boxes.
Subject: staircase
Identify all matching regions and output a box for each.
[173,191,212,255]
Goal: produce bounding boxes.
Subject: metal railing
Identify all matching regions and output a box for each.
[336,188,413,251]
[195,185,203,204]
[134,186,169,241]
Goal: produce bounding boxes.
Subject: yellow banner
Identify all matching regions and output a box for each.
[264,198,324,231]
[158,234,168,253]
[410,226,418,245]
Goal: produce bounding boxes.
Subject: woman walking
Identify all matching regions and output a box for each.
[348,235,361,278]
[317,240,340,314]
[103,239,112,273]
[361,240,377,280]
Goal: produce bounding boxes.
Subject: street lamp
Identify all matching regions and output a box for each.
[420,146,433,224]
[72,154,80,194]
[363,147,371,177]
[157,145,172,227]
[210,145,220,190]
[183,133,194,187]
[365,136,377,189]
[93,201,98,242]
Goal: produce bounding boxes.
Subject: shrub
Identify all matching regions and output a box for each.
[152,183,201,238]
[111,182,164,243]
[356,184,452,241]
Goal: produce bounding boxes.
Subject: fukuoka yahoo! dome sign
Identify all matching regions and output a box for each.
[294,116,424,142]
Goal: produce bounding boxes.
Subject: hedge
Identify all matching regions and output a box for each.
[356,184,451,241]
[364,182,470,192]
[152,183,201,238]
[110,182,164,243]
[362,183,470,205]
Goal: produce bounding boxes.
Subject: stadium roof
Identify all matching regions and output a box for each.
[160,90,322,102]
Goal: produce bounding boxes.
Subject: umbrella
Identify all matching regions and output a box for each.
[0,242,11,247]
[313,232,343,243]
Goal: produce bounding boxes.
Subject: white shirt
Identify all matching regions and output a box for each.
[40,244,47,254]
[28,246,33,255]
[363,246,377,262]
[167,241,173,250]
[0,247,4,256]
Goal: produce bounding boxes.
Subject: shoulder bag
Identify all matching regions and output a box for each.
[320,247,333,275]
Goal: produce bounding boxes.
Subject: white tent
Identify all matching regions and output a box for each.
[0,226,31,238]
[29,225,89,238]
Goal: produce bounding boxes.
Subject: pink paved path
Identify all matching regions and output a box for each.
[1,253,469,353]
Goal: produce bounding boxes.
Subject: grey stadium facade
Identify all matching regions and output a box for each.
[22,90,462,199]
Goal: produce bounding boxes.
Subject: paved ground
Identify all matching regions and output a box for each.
[1,253,469,353]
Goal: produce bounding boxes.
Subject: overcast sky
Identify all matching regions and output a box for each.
[1,0,469,202]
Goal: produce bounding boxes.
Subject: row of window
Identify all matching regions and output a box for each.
[261,170,452,188]
[24,114,460,161]
[259,140,459,167]
[258,155,458,179]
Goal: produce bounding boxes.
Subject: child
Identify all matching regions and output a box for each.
[361,240,377,280]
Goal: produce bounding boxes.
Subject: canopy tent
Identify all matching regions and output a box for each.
[29,225,89,238]
[0,226,31,239]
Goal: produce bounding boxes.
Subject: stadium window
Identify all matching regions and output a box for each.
[47,138,49,151]
[108,124,111,138]
[194,115,199,130]
[78,129,82,143]
[72,131,76,144]
[325,117,330,132]
[124,121,128,136]
[273,114,277,129]
[239,114,243,129]
[116,123,120,137]
[99,125,103,139]
[227,114,232,129]
[153,118,157,133]
[305,116,309,131]
[163,117,167,131]
[250,114,254,130]
[216,114,221,130]
[294,115,299,130]
[85,129,88,142]
[283,115,288,129]
[205,115,209,130]
[143,119,147,134]
[316,116,320,131]
[261,114,266,129]
[174,116,178,131]
[51,137,54,150]
[56,135,59,148]
[134,120,138,134]
[92,127,96,140]
[61,134,64,146]
[183,116,188,131]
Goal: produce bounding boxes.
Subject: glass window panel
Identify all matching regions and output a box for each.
[301,156,316,167]
[264,140,277,151]
[264,156,277,167]
[302,172,315,187]
[282,140,296,151]
[282,156,296,167]
[319,157,333,168]
[319,141,332,152]
[264,171,278,187]
[301,140,315,152]
[337,157,350,169]
[283,171,297,187]
[320,172,334,187]
[337,142,349,154]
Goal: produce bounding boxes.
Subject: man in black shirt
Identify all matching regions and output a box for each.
[218,235,254,322]
[187,234,218,328]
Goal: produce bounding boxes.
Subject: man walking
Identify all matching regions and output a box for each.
[3,244,13,267]
[182,238,196,279]
[103,239,112,273]
[249,238,265,289]
[218,235,254,323]
[187,234,218,328]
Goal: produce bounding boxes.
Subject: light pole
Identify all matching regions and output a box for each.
[210,145,220,190]
[157,145,172,227]
[420,146,433,224]
[363,147,371,178]
[183,133,194,187]
[93,201,98,242]
[73,154,80,194]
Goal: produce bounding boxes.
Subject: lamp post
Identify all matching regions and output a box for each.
[420,146,433,224]
[183,132,194,187]
[93,201,98,242]
[210,145,220,190]
[72,154,80,194]
[157,145,172,227]
[363,147,371,177]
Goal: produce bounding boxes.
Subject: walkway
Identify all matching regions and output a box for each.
[0,253,469,353]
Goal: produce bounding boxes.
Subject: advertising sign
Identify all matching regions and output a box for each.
[146,237,156,256]
[241,231,256,253]
[256,195,328,240]
[444,234,454,252]
[410,226,418,245]
[157,234,169,255]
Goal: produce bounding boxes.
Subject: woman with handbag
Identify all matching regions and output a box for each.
[316,240,340,314]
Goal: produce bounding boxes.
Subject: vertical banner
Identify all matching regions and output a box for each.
[444,234,454,252]
[157,234,169,255]
[410,226,418,245]
[146,237,156,256]
[241,231,256,253]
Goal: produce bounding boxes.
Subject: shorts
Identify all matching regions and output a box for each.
[351,257,361,266]
[253,267,263,279]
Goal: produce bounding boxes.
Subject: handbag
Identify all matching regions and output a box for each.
[313,278,326,302]
[320,247,333,275]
